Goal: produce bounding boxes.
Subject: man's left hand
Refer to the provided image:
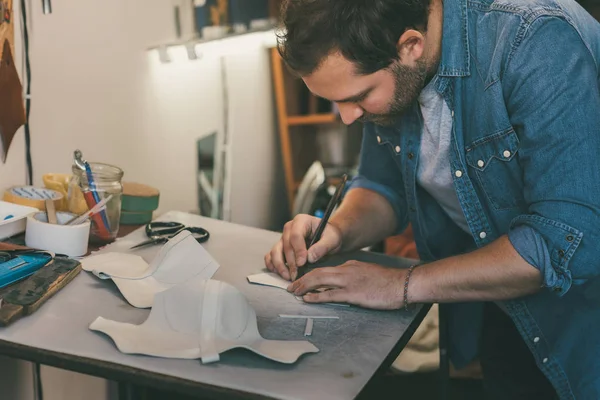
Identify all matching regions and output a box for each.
[286,261,406,310]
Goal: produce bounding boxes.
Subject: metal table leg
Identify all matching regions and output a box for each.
[438,303,450,400]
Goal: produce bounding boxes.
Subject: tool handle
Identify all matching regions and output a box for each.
[145,221,185,237]
[45,199,57,224]
[307,174,348,248]
[83,191,111,240]
[83,162,111,230]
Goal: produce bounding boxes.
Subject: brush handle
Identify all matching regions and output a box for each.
[83,191,111,240]
[83,162,111,231]
[69,195,112,226]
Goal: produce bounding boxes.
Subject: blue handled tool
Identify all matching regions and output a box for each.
[0,251,53,289]
[83,160,111,230]
[74,150,111,232]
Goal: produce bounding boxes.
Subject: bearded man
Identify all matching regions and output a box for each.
[265,0,600,398]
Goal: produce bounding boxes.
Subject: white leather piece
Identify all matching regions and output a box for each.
[82,231,220,308]
[247,272,350,307]
[89,278,319,364]
[247,272,290,290]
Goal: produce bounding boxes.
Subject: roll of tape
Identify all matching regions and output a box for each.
[25,212,90,257]
[121,182,160,212]
[3,186,64,211]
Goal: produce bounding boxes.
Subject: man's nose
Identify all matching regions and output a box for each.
[337,103,364,125]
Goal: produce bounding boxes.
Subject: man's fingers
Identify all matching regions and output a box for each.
[264,253,274,272]
[288,268,347,295]
[282,222,297,279]
[289,223,309,269]
[303,288,349,304]
[270,241,290,280]
[307,242,327,264]
[307,223,342,264]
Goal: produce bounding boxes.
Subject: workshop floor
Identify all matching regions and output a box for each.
[139,372,483,399]
[358,372,483,400]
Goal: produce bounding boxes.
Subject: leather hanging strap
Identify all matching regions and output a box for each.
[0,38,25,163]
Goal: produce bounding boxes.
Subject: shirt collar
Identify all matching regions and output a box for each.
[437,0,471,77]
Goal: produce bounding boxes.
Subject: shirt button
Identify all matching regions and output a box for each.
[479,232,487,239]
[377,136,381,143]
[408,152,415,160]
[477,160,485,168]
[534,337,540,343]
[503,150,511,158]
[543,358,549,364]
[451,110,455,117]
[455,170,463,178]
[395,145,401,153]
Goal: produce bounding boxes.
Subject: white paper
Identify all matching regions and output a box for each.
[82,230,220,308]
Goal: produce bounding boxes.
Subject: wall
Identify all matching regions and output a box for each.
[1,0,285,399]
[136,31,286,229]
[3,0,284,220]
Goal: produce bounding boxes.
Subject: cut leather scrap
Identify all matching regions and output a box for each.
[247,272,350,307]
[82,230,219,308]
[247,272,290,290]
[90,279,319,364]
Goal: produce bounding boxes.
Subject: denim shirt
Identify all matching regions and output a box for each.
[347,0,600,398]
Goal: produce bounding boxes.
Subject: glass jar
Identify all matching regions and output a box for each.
[68,162,124,244]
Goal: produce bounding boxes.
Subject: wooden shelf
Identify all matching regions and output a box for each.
[287,114,337,126]
[270,47,348,213]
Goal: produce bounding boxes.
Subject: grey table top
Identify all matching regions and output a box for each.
[0,211,429,400]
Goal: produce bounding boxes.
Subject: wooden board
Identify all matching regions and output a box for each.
[0,256,82,327]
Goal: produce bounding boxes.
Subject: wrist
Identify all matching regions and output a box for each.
[403,263,425,309]
[391,268,408,309]
[327,218,348,253]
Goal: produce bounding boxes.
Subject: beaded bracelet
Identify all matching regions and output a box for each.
[404,265,417,311]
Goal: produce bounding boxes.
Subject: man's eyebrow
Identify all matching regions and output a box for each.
[329,87,374,103]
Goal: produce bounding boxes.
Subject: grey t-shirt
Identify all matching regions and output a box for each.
[416,77,470,234]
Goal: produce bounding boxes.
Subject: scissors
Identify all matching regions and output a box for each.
[130,221,210,250]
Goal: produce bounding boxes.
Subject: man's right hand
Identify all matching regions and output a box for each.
[264,214,343,281]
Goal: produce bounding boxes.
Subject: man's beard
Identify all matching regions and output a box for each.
[358,60,428,127]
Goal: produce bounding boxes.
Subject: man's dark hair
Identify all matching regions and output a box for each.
[277,0,432,76]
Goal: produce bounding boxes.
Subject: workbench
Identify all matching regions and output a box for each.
[0,211,430,400]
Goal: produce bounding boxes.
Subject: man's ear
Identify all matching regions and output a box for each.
[396,29,425,64]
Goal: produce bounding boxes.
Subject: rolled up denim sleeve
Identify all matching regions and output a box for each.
[503,17,600,295]
[347,123,408,234]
